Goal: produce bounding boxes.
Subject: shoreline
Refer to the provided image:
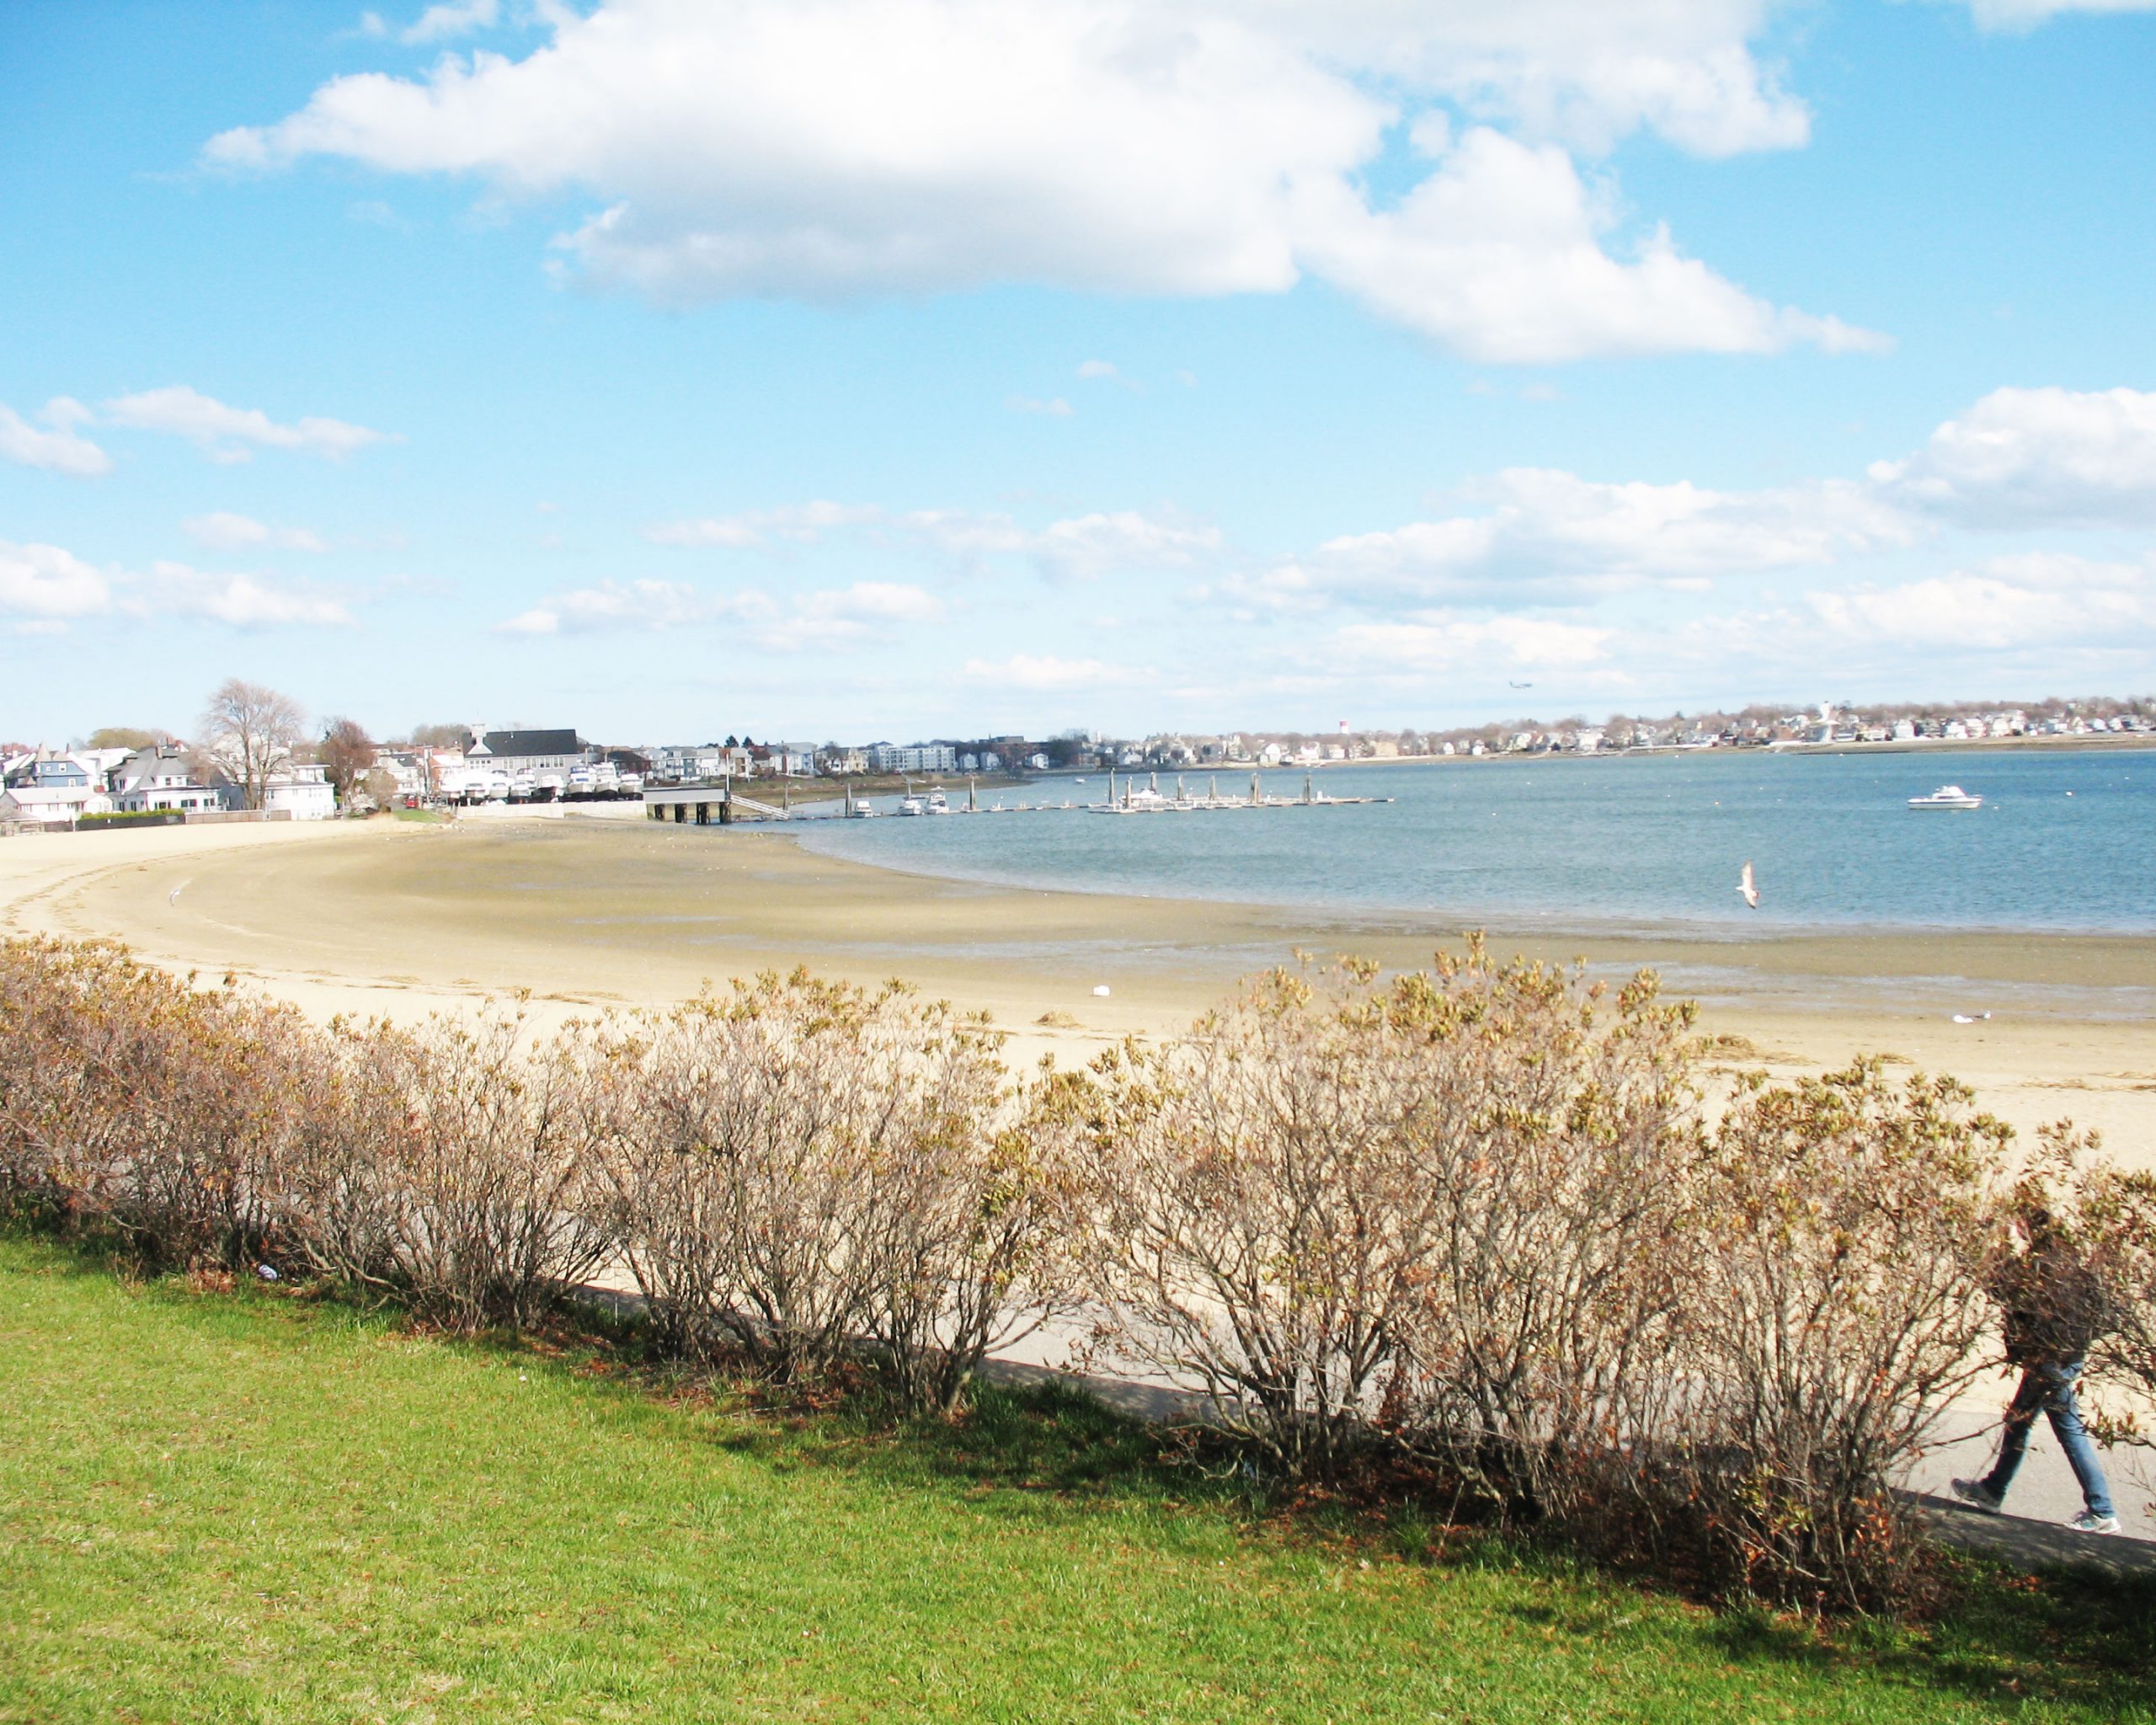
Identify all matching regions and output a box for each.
[3,813,2152,1156]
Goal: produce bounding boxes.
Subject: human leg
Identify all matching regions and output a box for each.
[1977,1369,2047,1503]
[2036,1361,2116,1519]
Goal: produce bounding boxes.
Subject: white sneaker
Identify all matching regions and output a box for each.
[2065,1509,2122,1535]
[1951,1477,2003,1514]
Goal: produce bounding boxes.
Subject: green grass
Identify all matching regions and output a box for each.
[2,1234,2151,1724]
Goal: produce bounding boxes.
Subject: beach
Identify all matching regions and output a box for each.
[4,810,2152,1163]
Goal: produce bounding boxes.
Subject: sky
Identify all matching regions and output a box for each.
[3,0,2153,747]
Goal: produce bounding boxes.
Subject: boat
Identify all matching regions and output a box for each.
[1909,785,1983,810]
[897,795,926,816]
[924,788,951,814]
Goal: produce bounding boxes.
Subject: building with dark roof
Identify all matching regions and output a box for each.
[466,729,596,773]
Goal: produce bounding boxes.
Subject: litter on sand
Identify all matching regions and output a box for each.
[1091,985,1113,997]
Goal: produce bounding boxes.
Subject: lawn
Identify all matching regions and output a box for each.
[1,1233,2148,1724]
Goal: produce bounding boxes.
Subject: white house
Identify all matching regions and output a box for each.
[0,753,113,824]
[263,764,336,820]
[110,746,227,814]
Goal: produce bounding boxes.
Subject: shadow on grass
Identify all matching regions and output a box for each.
[14,1226,2156,1718]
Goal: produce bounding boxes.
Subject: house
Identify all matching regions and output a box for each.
[467,728,597,776]
[263,764,336,820]
[0,752,113,824]
[110,745,227,814]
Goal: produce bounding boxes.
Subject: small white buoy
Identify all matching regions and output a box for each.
[1091,985,1112,997]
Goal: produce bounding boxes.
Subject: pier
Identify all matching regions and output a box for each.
[645,770,1391,825]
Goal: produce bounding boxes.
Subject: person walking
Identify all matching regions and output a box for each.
[1952,1204,2121,1535]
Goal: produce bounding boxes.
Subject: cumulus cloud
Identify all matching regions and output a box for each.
[1870,387,2156,527]
[144,562,355,628]
[202,0,1868,362]
[401,0,499,44]
[1223,468,1902,613]
[0,540,112,619]
[0,398,110,477]
[104,386,391,462]
[1806,553,2154,652]
[181,511,330,553]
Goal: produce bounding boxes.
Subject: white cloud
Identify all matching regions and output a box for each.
[963,654,1147,691]
[1956,0,2156,30]
[145,562,355,628]
[203,0,1865,363]
[495,576,941,646]
[1806,553,2154,652]
[1075,359,1121,380]
[181,511,330,553]
[0,398,110,477]
[647,498,1220,581]
[1006,394,1075,417]
[104,386,391,462]
[1226,467,1902,612]
[1870,387,2156,527]
[401,0,499,45]
[643,501,880,547]
[0,541,111,619]
[1294,128,1887,362]
[1331,614,1612,671]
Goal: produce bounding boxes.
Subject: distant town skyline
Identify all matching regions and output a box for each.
[3,0,2153,740]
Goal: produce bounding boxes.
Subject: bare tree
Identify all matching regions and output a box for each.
[318,717,377,806]
[197,680,306,811]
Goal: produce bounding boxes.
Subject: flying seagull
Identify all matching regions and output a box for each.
[1509,681,1534,688]
[1738,860,1759,910]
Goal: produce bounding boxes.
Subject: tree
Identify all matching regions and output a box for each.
[319,718,377,806]
[197,680,305,811]
[87,727,162,752]
[405,723,467,750]
[361,766,401,812]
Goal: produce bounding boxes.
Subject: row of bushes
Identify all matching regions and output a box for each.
[3,933,2149,1610]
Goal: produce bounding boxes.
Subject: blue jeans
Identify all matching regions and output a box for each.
[1982,1359,2115,1518]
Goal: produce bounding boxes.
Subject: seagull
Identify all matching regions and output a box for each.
[168,885,183,905]
[1737,860,1759,910]
[1509,681,1534,688]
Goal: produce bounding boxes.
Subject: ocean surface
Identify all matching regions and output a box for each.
[787,748,2156,937]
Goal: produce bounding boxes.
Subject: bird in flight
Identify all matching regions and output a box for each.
[1508,681,1533,688]
[1737,860,1759,910]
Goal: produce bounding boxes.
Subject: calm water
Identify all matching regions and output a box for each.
[788,749,2156,937]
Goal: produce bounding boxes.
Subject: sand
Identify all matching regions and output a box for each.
[8,810,2153,1532]
[7,811,2151,1162]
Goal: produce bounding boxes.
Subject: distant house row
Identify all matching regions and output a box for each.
[0,745,334,827]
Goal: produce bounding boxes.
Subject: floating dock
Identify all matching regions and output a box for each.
[647,770,1392,825]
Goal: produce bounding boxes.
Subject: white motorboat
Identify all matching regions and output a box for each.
[1909,784,1983,809]
[924,788,951,814]
[897,795,926,816]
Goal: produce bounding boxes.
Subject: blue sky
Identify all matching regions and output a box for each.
[3,0,2153,745]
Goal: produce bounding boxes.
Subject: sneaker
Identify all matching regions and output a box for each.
[2065,1509,2122,1535]
[1951,1477,2004,1514]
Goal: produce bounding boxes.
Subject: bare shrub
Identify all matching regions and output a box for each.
[286,1009,611,1332]
[857,1055,1084,1417]
[593,970,1056,1407]
[1075,958,1461,1477]
[1393,953,1706,1522]
[0,937,315,1267]
[1676,1061,2010,1610]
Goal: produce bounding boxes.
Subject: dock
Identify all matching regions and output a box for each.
[644,770,1392,825]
